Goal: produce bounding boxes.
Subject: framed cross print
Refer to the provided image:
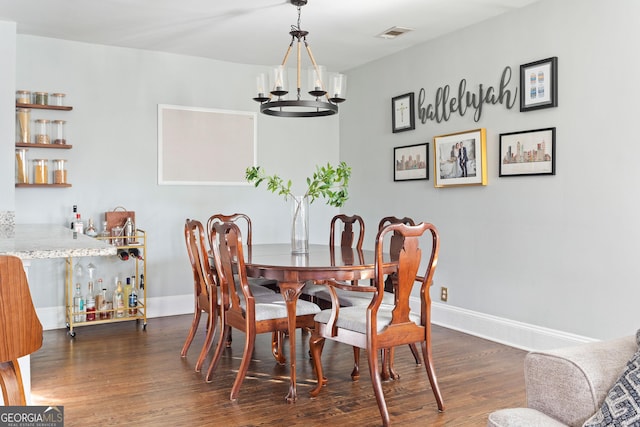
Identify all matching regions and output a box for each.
[391,92,415,133]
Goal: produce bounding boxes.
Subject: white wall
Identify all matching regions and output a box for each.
[8,36,340,319]
[341,0,640,341]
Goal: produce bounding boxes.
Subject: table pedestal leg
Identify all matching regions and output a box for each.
[279,281,304,402]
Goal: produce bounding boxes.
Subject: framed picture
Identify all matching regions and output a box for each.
[394,143,429,181]
[433,128,487,188]
[499,127,556,177]
[520,57,558,112]
[391,92,415,133]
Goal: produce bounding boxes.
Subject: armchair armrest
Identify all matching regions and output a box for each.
[525,335,637,426]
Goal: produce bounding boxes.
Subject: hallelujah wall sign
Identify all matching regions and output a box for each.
[417,66,518,124]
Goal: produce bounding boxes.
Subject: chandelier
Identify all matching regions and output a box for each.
[252,0,347,118]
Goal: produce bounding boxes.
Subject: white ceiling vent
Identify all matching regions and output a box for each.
[376,26,413,39]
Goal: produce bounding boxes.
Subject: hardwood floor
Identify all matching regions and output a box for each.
[30,315,526,426]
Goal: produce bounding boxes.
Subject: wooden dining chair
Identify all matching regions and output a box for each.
[206,213,279,356]
[309,222,444,426]
[207,213,278,294]
[205,221,321,399]
[302,214,366,307]
[0,255,43,405]
[181,219,218,373]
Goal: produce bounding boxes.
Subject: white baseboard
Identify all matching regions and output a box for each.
[37,296,595,351]
[431,302,596,351]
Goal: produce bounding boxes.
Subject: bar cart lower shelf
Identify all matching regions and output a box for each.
[65,229,147,337]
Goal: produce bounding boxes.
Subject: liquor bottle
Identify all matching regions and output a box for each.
[74,212,84,234]
[85,281,96,321]
[85,218,98,237]
[139,273,145,300]
[99,220,110,239]
[73,283,85,322]
[70,205,78,229]
[124,277,132,312]
[128,248,143,260]
[114,280,125,318]
[128,282,138,316]
[117,249,129,261]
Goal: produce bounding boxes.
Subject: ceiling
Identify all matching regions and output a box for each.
[0,0,541,71]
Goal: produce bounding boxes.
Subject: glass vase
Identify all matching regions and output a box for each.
[291,195,309,254]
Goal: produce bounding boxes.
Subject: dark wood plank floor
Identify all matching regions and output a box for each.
[30,315,526,426]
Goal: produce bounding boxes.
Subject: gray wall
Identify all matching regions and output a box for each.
[1,0,637,344]
[341,0,640,340]
[3,35,341,319]
[0,21,16,211]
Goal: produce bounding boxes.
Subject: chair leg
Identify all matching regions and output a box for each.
[409,343,422,365]
[387,347,400,380]
[309,331,327,397]
[195,309,216,372]
[180,306,202,357]
[351,346,360,380]
[0,360,26,406]
[229,329,256,400]
[271,331,286,365]
[380,349,390,380]
[421,341,445,412]
[368,347,391,427]
[204,317,230,383]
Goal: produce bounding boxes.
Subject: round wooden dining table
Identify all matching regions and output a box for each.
[244,243,396,402]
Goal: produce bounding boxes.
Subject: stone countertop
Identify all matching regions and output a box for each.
[0,224,117,259]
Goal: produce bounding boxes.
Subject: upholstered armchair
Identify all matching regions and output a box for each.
[488,334,639,427]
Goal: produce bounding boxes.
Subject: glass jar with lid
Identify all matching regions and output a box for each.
[52,120,66,145]
[52,159,67,184]
[33,92,48,105]
[15,148,29,184]
[32,159,48,184]
[15,108,31,143]
[50,93,66,106]
[34,119,51,144]
[16,90,31,104]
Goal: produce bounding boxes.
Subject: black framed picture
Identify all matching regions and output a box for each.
[394,143,428,181]
[520,57,558,112]
[391,92,415,133]
[499,127,556,177]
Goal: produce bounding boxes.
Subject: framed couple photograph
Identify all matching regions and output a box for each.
[433,128,487,188]
[394,143,429,181]
[520,56,558,112]
[391,92,415,133]
[499,127,556,177]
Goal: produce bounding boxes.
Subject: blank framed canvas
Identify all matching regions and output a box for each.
[158,104,257,185]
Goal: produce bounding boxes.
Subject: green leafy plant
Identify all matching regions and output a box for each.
[245,162,351,207]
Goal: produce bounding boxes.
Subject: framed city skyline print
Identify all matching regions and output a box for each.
[520,56,558,112]
[433,128,487,188]
[394,143,429,181]
[391,92,415,133]
[499,127,556,177]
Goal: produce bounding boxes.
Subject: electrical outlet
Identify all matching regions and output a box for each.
[440,286,448,302]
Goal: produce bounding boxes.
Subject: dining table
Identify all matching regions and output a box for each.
[244,243,396,402]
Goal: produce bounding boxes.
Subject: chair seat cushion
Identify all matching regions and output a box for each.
[313,288,395,307]
[254,298,321,322]
[314,304,420,334]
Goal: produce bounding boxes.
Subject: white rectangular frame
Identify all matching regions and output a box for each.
[158,104,257,186]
